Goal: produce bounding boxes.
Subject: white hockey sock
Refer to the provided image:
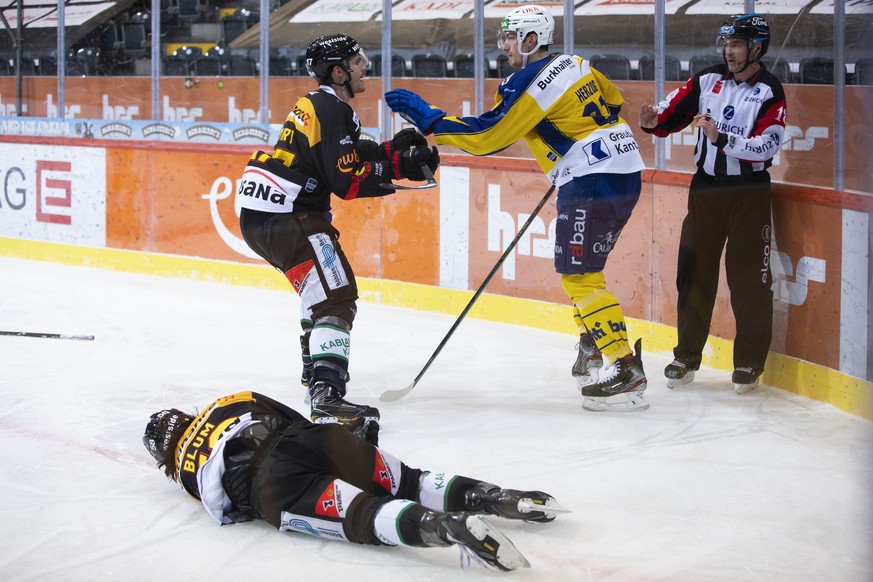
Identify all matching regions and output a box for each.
[309,323,350,365]
[372,499,417,546]
[418,471,461,512]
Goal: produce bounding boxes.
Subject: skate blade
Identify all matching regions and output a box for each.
[310,414,381,427]
[733,379,759,394]
[582,391,649,412]
[666,370,695,389]
[517,497,572,518]
[463,515,531,571]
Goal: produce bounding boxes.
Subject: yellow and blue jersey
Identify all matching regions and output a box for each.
[432,54,644,186]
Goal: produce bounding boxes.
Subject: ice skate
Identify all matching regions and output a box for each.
[572,333,603,389]
[581,338,648,412]
[664,358,696,389]
[464,482,570,523]
[309,381,381,426]
[732,367,761,394]
[432,512,531,571]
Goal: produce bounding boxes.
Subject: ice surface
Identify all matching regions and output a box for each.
[1,257,871,581]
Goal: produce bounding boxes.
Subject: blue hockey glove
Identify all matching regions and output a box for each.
[385,89,446,133]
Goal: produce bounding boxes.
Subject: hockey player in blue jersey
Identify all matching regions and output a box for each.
[386,5,648,411]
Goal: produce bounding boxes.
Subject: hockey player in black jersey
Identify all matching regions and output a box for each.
[640,14,786,394]
[143,391,568,572]
[235,34,440,431]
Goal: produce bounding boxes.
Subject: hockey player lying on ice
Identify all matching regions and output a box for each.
[143,391,568,571]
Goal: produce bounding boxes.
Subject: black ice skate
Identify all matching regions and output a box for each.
[580,338,648,412]
[422,511,531,572]
[309,381,381,427]
[664,358,696,389]
[572,333,603,389]
[465,482,570,523]
[731,367,761,394]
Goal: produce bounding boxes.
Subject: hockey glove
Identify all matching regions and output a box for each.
[394,145,440,182]
[352,418,380,446]
[385,89,446,133]
[221,449,259,520]
[381,127,428,157]
[380,127,428,170]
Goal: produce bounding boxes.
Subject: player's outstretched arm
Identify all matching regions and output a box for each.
[385,89,446,133]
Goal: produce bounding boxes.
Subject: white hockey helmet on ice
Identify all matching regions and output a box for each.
[498,4,555,54]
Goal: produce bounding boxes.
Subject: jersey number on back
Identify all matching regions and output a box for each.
[582,96,619,127]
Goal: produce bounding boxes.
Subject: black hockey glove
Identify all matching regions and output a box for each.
[380,127,428,159]
[221,448,260,521]
[393,145,440,182]
[382,128,436,181]
[351,418,380,446]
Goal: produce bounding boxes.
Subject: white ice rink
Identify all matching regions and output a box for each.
[1,256,871,581]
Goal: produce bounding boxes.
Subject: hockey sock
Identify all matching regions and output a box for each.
[561,273,630,361]
[309,317,351,380]
[372,500,533,570]
[372,499,445,547]
[417,472,478,512]
[342,494,385,545]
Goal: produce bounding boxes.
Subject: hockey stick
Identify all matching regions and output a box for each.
[380,183,557,402]
[0,330,95,341]
[380,163,438,190]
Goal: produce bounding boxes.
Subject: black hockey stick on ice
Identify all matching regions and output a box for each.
[380,163,438,190]
[0,330,95,341]
[380,183,557,402]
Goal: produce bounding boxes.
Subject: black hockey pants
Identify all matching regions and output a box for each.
[674,170,774,372]
[250,422,422,539]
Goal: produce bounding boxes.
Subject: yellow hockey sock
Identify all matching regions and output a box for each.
[561,273,631,361]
